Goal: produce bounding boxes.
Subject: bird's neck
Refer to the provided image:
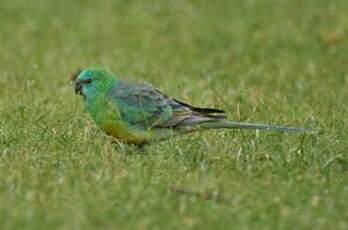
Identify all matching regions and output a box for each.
[84,80,119,123]
[84,79,118,103]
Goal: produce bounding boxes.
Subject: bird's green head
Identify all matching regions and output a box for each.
[73,68,118,101]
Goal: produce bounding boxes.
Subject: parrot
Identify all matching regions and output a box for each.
[73,68,312,145]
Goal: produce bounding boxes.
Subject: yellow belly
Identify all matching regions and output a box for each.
[102,120,149,145]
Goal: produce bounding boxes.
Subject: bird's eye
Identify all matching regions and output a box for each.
[82,78,92,84]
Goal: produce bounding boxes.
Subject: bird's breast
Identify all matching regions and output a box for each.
[86,97,150,145]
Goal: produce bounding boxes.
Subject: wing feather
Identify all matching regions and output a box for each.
[108,81,226,129]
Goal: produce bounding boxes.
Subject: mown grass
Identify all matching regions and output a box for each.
[0,0,347,229]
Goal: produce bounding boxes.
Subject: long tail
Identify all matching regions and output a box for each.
[199,120,315,134]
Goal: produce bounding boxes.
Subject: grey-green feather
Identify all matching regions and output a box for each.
[107,81,226,130]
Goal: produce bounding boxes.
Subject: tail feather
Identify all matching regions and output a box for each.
[199,120,315,134]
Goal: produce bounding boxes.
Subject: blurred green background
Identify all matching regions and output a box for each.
[0,0,347,229]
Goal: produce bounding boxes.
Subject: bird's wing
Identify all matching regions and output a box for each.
[108,81,226,129]
[108,82,183,129]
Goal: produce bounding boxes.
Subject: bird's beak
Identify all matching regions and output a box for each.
[74,80,82,95]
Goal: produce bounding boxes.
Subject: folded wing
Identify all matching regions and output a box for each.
[108,81,226,130]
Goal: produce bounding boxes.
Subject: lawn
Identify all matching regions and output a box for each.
[0,0,347,229]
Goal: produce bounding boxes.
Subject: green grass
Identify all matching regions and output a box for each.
[0,0,347,229]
